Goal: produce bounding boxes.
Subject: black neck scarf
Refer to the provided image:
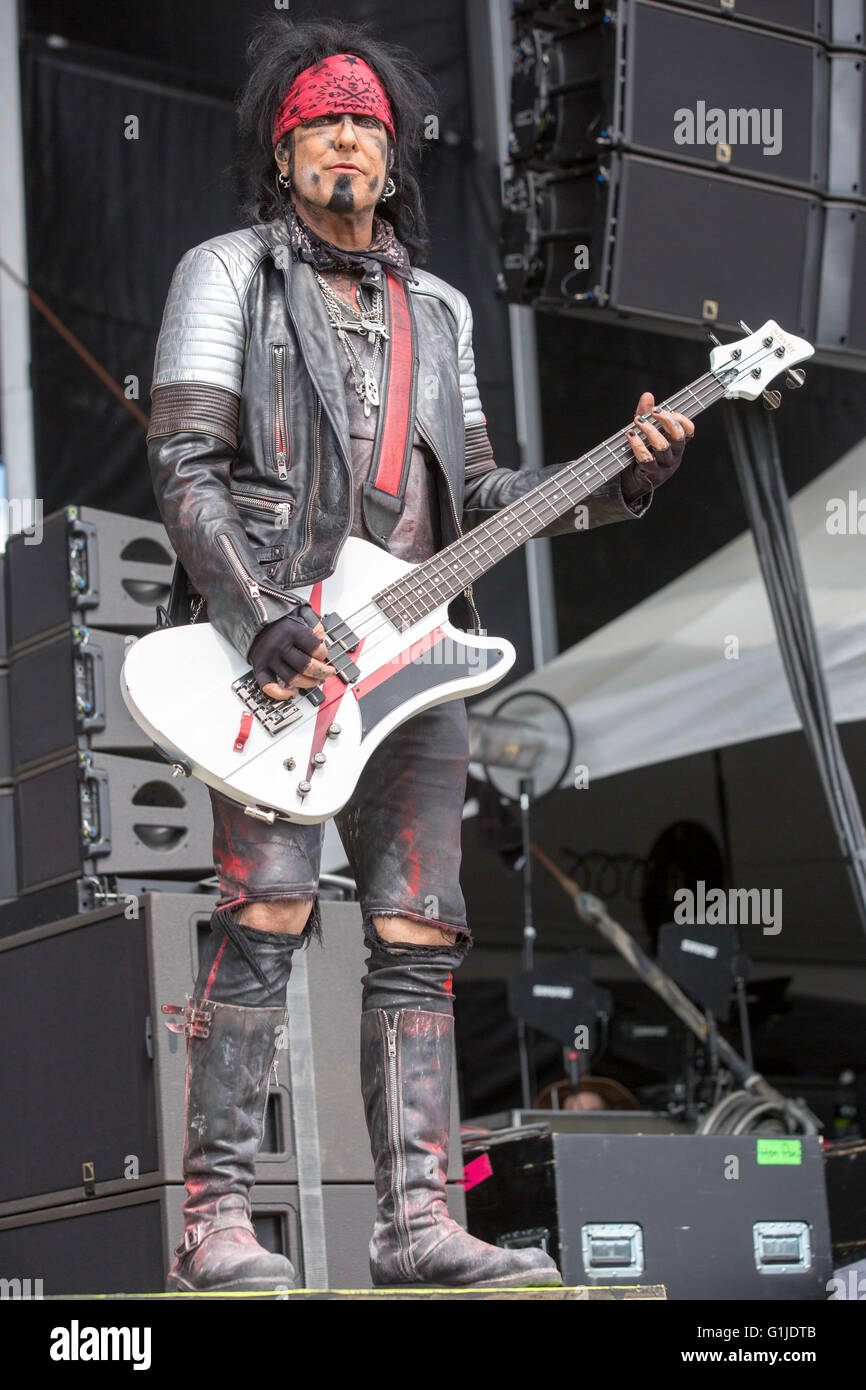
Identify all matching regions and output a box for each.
[282,199,418,286]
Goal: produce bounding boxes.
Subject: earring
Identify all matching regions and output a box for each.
[276,169,291,194]
[378,176,396,201]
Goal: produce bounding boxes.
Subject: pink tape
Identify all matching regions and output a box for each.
[462,1152,493,1191]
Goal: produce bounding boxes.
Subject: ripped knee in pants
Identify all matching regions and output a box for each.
[363,914,472,961]
[233,893,322,946]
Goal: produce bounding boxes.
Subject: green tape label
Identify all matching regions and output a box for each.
[756,1138,802,1165]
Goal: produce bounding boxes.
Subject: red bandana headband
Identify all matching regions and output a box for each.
[273,53,395,148]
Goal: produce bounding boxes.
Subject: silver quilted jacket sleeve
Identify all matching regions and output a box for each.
[147,243,299,659]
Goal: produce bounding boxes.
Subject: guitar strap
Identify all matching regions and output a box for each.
[361,266,420,545]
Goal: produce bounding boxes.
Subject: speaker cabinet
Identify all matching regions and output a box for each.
[465,1129,833,1300]
[0,895,464,1215]
[5,506,174,652]
[0,1182,466,1294]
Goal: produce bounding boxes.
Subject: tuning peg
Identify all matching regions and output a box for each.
[738,319,755,336]
[705,327,722,347]
[762,389,782,410]
[785,368,806,389]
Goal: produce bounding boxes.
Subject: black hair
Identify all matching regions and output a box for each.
[233,14,438,264]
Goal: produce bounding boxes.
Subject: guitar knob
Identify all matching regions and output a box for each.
[312,752,327,767]
[297,780,311,797]
[327,723,341,738]
[282,757,296,771]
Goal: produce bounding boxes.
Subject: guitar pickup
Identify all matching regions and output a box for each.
[322,611,361,684]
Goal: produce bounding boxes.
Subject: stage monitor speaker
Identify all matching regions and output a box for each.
[13,751,215,892]
[464,1128,833,1299]
[0,894,463,1214]
[9,626,153,773]
[5,506,174,652]
[0,1182,466,1295]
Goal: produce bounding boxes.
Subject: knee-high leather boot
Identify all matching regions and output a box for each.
[360,932,562,1288]
[162,906,307,1292]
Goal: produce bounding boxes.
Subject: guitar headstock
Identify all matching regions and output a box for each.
[709,321,814,403]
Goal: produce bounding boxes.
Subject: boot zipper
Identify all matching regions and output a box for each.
[383,1010,414,1280]
[415,416,483,634]
[218,533,299,624]
[291,395,322,583]
[272,344,290,480]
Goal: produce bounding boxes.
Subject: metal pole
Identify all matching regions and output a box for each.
[471,0,559,669]
[517,777,537,1107]
[0,0,37,532]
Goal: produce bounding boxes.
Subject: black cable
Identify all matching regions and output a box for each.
[725,404,866,939]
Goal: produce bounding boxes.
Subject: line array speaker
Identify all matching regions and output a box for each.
[13,752,215,894]
[502,155,821,334]
[5,505,174,652]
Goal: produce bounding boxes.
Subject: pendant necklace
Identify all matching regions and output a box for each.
[314,269,389,417]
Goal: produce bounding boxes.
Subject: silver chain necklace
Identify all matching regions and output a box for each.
[313,269,389,417]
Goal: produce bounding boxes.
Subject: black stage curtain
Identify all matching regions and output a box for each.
[22,42,237,519]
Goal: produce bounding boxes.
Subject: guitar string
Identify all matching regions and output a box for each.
[345,339,779,645]
[254,368,730,739]
[249,345,777,748]
[327,365,732,644]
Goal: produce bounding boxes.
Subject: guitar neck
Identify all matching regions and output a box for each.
[373,366,730,631]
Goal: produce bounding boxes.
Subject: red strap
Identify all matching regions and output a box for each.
[371,270,413,496]
[233,711,253,752]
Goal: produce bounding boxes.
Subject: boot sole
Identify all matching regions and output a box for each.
[373,1270,564,1290]
[166,1276,296,1294]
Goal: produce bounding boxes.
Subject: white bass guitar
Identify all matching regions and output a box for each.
[121,321,813,824]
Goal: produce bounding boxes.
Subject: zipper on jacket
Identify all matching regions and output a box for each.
[290,394,322,584]
[415,415,484,635]
[272,343,290,480]
[280,271,355,575]
[383,1011,414,1280]
[231,489,294,525]
[218,533,299,624]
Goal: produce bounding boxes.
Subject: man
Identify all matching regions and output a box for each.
[147,16,693,1292]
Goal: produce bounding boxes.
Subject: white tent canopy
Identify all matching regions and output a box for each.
[472,437,866,783]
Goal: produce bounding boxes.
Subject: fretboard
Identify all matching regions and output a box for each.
[373,367,732,632]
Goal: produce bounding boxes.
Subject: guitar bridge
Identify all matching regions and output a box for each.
[231,672,304,735]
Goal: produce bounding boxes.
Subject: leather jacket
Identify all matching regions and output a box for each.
[146,217,649,661]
